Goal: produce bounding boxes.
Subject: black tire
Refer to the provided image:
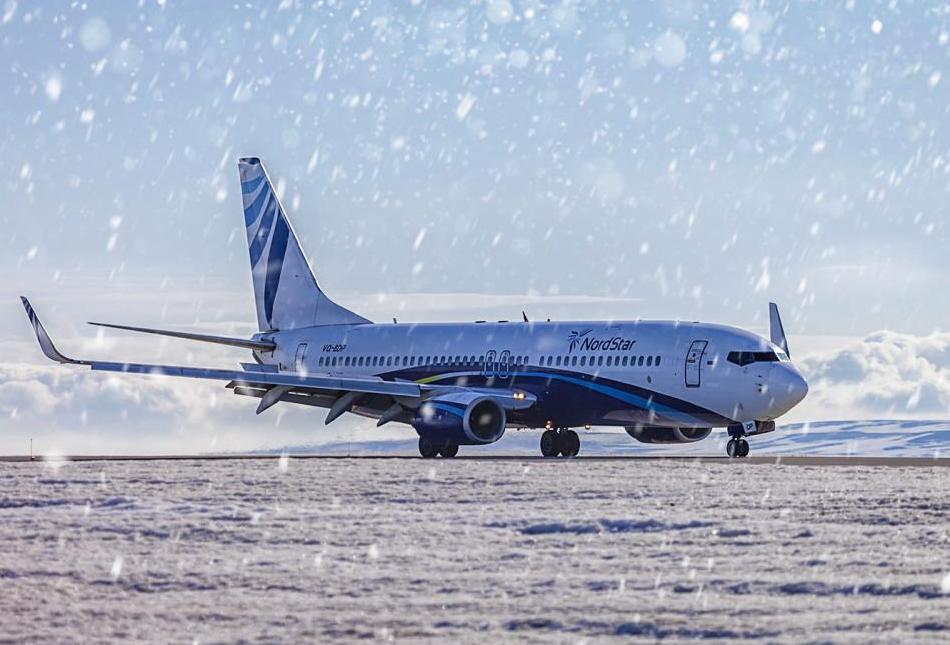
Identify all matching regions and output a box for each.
[726,438,739,458]
[737,439,750,458]
[418,436,439,458]
[439,443,459,458]
[540,429,559,457]
[562,430,580,457]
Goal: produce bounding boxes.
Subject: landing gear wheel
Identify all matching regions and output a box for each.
[439,443,459,458]
[540,430,559,457]
[737,439,750,458]
[418,436,439,459]
[726,438,739,458]
[559,429,581,457]
[726,438,750,458]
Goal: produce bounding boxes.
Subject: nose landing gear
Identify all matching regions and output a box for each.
[725,422,754,458]
[726,437,750,458]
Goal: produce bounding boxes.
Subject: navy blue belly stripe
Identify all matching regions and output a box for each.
[380,366,731,425]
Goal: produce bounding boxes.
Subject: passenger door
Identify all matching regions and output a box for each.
[685,340,707,387]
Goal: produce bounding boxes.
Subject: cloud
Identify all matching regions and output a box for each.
[798,331,950,419]
[0,360,411,455]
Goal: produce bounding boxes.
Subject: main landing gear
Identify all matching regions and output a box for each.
[540,428,580,458]
[418,437,458,458]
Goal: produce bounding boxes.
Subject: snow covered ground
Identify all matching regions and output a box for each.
[1,455,948,642]
[273,419,950,459]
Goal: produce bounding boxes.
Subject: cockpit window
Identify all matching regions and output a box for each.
[727,351,782,367]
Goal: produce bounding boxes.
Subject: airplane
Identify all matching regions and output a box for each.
[21,157,808,459]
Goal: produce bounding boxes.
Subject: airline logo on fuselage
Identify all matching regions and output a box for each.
[568,329,636,353]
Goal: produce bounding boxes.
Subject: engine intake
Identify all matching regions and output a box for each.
[625,425,712,444]
[412,393,506,445]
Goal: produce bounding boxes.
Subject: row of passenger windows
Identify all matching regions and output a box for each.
[318,354,509,368]
[539,354,661,368]
[316,353,661,369]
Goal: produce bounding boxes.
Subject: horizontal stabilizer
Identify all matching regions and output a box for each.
[88,321,275,352]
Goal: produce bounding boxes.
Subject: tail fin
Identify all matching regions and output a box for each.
[238,157,370,331]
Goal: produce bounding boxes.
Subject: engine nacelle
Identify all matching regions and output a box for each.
[625,425,712,444]
[412,392,506,445]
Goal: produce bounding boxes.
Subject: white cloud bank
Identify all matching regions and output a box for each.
[797,331,950,419]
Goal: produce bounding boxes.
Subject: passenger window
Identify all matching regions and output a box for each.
[598,356,604,366]
[622,356,628,366]
[555,356,562,366]
[638,356,644,366]
[318,357,325,367]
[579,356,586,367]
[646,356,653,367]
[606,356,612,367]
[656,356,661,366]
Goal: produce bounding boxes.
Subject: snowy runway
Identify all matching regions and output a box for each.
[2,458,948,642]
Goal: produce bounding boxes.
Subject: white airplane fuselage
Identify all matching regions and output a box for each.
[257,318,807,431]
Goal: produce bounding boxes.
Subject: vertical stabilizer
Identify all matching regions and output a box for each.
[238,157,370,331]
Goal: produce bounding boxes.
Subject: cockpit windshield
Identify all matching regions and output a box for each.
[727,350,789,366]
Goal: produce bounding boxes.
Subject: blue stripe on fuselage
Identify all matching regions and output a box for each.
[384,366,731,426]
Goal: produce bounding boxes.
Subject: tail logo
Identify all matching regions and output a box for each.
[241,163,289,328]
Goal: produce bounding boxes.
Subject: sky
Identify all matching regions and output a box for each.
[1,1,948,454]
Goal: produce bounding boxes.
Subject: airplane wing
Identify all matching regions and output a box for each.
[21,297,535,416]
[22,296,419,396]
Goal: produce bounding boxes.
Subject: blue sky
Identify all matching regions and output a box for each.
[1,1,948,452]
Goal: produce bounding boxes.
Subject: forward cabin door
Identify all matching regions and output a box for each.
[684,340,707,387]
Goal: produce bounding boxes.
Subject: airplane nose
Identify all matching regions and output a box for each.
[769,364,808,412]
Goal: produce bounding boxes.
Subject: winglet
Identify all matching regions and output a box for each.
[768,302,790,358]
[20,297,84,364]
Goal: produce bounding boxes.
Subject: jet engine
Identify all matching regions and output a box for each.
[411,392,506,445]
[625,425,712,444]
